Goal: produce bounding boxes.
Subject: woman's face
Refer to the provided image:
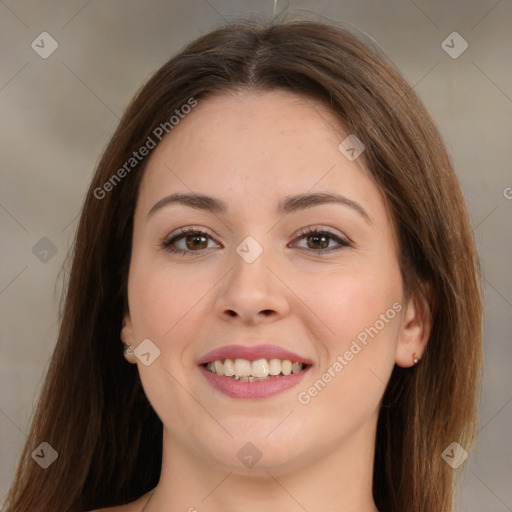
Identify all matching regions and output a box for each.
[123,90,422,473]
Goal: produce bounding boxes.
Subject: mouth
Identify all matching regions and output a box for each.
[197,344,312,398]
[202,358,311,382]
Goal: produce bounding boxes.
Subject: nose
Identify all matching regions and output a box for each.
[214,246,291,325]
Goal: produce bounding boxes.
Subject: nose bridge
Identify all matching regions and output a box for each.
[214,235,289,323]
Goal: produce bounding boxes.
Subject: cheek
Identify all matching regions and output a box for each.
[292,262,402,403]
[294,263,403,347]
[127,258,214,340]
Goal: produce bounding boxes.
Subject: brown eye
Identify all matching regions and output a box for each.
[162,228,220,255]
[291,227,351,253]
[306,233,330,250]
[184,234,208,250]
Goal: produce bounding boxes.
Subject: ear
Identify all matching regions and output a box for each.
[121,312,137,364]
[395,282,434,368]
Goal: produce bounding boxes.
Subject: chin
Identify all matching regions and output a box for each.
[198,428,314,476]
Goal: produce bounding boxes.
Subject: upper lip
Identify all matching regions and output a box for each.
[197,344,312,366]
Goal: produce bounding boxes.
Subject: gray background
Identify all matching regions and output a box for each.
[0,0,511,510]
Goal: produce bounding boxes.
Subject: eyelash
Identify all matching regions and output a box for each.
[161,226,351,256]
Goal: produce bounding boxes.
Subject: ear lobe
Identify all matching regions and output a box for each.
[121,314,137,364]
[395,283,434,368]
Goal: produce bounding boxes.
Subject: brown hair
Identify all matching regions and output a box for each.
[4,19,482,512]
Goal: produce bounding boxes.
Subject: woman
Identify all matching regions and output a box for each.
[4,19,482,512]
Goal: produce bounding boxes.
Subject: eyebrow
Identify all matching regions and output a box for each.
[147,191,371,224]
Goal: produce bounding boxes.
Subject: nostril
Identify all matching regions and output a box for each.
[223,309,275,318]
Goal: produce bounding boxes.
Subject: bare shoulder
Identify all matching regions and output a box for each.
[86,491,151,512]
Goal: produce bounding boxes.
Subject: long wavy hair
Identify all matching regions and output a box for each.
[4,19,482,512]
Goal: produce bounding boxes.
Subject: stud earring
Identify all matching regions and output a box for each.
[412,353,420,365]
[123,342,133,355]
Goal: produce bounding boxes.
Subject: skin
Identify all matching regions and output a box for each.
[99,90,430,512]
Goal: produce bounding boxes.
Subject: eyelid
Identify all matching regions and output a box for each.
[294,224,348,238]
[291,225,352,247]
[162,226,222,254]
[162,224,352,255]
[164,225,219,242]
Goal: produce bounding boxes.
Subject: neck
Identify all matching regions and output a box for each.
[147,417,379,512]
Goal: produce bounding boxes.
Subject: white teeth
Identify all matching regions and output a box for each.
[205,357,306,379]
[214,360,224,375]
[269,358,281,375]
[251,359,269,378]
[223,358,235,377]
[281,360,292,376]
[234,359,251,378]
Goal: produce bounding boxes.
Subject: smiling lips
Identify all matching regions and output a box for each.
[198,344,312,398]
[206,357,305,380]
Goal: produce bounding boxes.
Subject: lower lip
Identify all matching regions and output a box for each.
[199,365,311,399]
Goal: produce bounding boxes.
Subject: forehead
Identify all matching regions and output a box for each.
[136,89,385,223]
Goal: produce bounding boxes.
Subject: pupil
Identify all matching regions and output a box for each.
[309,235,328,249]
[186,235,207,250]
